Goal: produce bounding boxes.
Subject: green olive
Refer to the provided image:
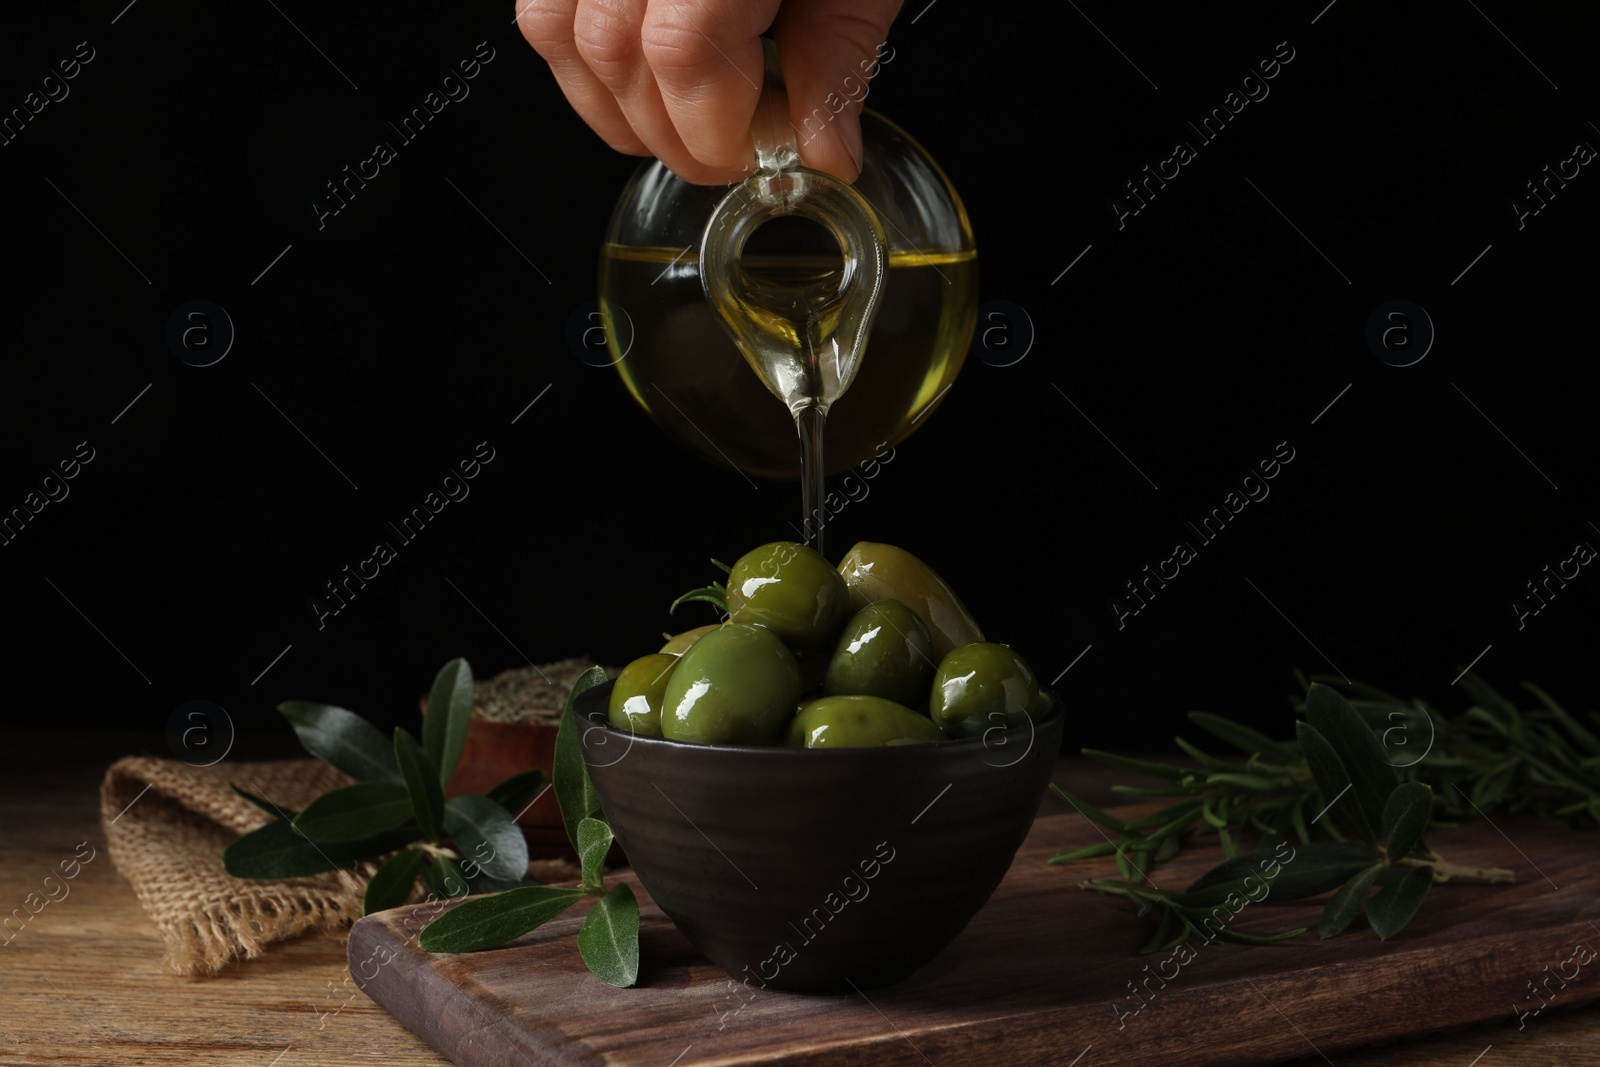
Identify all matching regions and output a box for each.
[837,542,984,656]
[608,653,678,737]
[823,600,936,708]
[787,695,947,748]
[659,623,720,655]
[660,623,801,745]
[726,541,850,651]
[928,642,1041,739]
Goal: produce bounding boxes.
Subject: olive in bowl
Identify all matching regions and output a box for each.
[573,680,1064,992]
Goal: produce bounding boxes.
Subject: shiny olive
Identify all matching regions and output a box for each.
[787,695,947,749]
[660,623,801,745]
[823,600,936,708]
[837,542,984,656]
[928,642,1041,739]
[726,541,850,651]
[659,623,720,655]
[608,653,678,737]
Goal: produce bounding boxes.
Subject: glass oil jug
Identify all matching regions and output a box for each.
[597,43,978,496]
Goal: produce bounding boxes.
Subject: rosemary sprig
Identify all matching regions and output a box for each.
[1055,680,1531,947]
[669,558,731,615]
[1061,672,1595,877]
[1394,673,1600,826]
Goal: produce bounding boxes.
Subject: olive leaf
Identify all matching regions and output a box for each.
[278,701,401,784]
[484,769,547,818]
[554,666,611,851]
[223,819,418,879]
[1367,864,1433,940]
[422,657,473,787]
[577,884,640,987]
[293,782,416,843]
[1295,720,1374,843]
[1184,841,1378,898]
[444,795,529,883]
[577,817,612,892]
[1317,863,1383,938]
[418,886,587,953]
[465,871,543,895]
[394,727,445,843]
[1382,781,1433,861]
[231,784,297,820]
[1304,683,1398,840]
[423,852,470,901]
[364,848,429,915]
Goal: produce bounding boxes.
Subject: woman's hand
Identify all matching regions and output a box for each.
[516,0,902,184]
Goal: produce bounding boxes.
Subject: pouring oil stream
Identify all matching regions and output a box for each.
[699,39,887,559]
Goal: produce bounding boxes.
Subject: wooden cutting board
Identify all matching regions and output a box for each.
[348,808,1600,1067]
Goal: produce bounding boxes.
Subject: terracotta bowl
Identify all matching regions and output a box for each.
[574,680,1065,992]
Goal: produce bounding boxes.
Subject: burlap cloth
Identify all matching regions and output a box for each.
[100,756,579,976]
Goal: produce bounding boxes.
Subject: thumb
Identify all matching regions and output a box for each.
[773,0,903,182]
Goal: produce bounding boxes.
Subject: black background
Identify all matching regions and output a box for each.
[3,1,1594,756]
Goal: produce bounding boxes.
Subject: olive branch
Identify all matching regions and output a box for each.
[223,660,639,986]
[224,658,544,912]
[415,666,640,987]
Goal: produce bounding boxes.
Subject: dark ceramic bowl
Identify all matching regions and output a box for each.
[574,682,1064,992]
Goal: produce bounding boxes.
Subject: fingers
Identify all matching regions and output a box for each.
[774,0,903,182]
[640,0,775,182]
[518,0,649,155]
[520,0,775,184]
[517,0,904,184]
[571,0,692,166]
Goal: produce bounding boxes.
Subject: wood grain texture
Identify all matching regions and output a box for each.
[1,734,449,1067]
[3,734,1596,1067]
[350,807,1600,1067]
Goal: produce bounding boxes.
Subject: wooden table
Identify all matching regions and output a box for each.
[4,731,1596,1066]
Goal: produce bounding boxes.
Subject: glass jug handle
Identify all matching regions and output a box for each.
[751,37,801,173]
[699,40,887,420]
